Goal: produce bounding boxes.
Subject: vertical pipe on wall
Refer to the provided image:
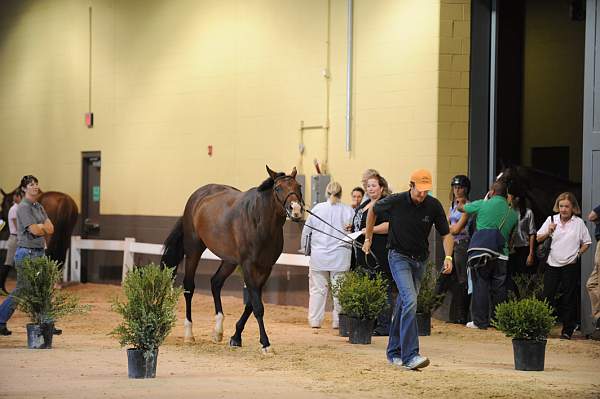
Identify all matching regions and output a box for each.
[323,0,331,169]
[88,6,93,113]
[345,0,354,153]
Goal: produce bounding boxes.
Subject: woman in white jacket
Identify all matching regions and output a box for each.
[302,181,354,329]
[537,192,591,339]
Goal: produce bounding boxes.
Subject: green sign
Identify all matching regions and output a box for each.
[92,186,100,202]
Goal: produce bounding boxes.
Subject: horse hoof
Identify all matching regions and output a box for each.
[261,346,274,356]
[212,331,223,343]
[184,336,195,344]
[229,337,242,347]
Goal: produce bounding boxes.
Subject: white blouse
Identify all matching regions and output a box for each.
[301,200,354,272]
[537,214,591,267]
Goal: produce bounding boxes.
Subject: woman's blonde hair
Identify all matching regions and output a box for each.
[326,181,343,204]
[552,192,581,215]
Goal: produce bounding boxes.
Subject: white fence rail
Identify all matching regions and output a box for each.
[0,236,310,283]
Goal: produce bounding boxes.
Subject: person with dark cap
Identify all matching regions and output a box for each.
[435,175,471,324]
[363,169,454,371]
[0,175,54,336]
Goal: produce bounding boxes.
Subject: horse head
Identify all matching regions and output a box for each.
[0,187,17,222]
[266,165,304,221]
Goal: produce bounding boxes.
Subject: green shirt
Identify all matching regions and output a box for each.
[464,196,518,256]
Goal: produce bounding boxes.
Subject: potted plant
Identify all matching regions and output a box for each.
[111,263,182,379]
[332,270,388,344]
[416,261,443,336]
[12,256,89,349]
[492,298,556,371]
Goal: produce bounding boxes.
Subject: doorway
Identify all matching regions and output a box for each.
[81,151,101,283]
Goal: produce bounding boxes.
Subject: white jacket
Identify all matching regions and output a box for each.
[301,200,354,272]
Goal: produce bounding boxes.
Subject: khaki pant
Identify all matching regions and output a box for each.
[308,270,345,328]
[586,241,600,320]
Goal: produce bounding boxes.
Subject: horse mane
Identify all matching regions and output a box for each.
[257,172,285,192]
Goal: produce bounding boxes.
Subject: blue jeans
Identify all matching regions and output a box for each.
[0,247,45,325]
[386,250,425,364]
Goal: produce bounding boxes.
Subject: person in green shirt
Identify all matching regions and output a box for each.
[452,180,518,329]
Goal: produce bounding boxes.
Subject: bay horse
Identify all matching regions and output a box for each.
[498,165,582,227]
[160,166,303,353]
[0,188,78,267]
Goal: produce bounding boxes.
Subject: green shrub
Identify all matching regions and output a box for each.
[417,262,443,315]
[13,256,89,324]
[492,298,556,341]
[111,263,183,353]
[331,270,388,320]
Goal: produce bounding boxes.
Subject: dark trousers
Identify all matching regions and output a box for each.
[434,240,470,322]
[471,258,508,328]
[507,246,537,298]
[543,263,579,335]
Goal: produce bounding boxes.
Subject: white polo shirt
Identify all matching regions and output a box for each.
[301,200,354,272]
[537,214,591,267]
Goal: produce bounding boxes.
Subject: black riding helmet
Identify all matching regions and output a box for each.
[450,174,470,194]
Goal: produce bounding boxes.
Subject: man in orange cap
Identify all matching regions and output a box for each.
[363,169,454,370]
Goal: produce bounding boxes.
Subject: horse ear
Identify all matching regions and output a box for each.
[266,165,277,179]
[0,188,5,196]
[290,167,297,179]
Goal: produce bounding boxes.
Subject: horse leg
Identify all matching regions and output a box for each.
[210,261,237,342]
[183,247,203,343]
[229,302,253,348]
[246,278,272,353]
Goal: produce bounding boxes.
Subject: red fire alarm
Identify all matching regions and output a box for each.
[85,112,94,128]
[208,145,213,156]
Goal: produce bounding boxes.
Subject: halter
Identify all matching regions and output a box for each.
[272,175,304,218]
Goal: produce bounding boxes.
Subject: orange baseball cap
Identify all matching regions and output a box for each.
[410,169,432,191]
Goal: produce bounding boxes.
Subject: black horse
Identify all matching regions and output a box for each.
[160,166,303,353]
[499,165,581,227]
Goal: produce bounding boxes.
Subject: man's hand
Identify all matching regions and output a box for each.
[441,257,453,274]
[362,238,372,254]
[526,253,535,266]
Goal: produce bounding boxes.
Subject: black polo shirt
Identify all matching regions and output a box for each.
[373,191,449,261]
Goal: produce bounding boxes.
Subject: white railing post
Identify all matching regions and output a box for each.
[70,236,81,283]
[122,237,135,283]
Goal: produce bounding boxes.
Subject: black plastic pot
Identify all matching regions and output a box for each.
[416,313,431,336]
[127,348,159,378]
[512,339,546,371]
[338,314,350,337]
[26,323,54,349]
[348,317,374,344]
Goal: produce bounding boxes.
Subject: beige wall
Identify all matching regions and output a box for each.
[437,0,470,205]
[0,0,469,216]
[521,0,585,183]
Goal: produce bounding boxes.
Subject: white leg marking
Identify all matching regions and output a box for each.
[184,318,195,343]
[212,312,224,342]
[261,346,275,356]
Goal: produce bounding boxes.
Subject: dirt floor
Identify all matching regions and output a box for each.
[0,282,599,399]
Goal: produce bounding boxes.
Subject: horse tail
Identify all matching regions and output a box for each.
[161,217,185,271]
[45,195,78,268]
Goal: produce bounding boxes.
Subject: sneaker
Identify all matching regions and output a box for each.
[53,327,62,335]
[0,326,12,336]
[403,355,430,370]
[389,357,403,367]
[560,332,572,340]
[466,321,487,330]
[590,328,600,341]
